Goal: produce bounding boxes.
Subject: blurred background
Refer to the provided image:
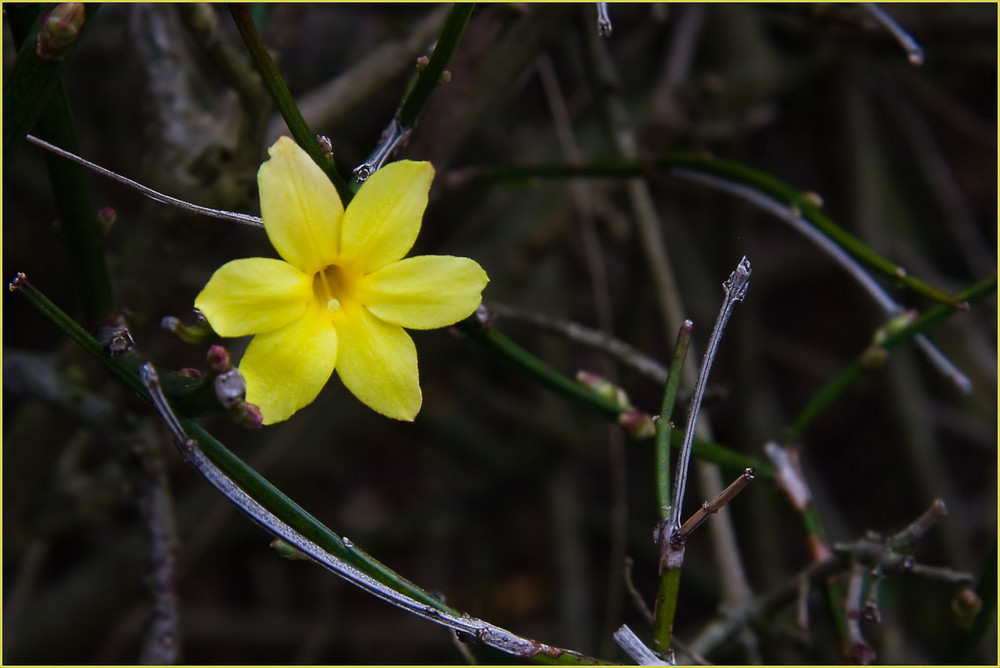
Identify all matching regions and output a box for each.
[4,3,996,663]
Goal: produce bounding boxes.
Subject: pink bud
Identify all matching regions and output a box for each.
[234,402,264,429]
[206,344,231,373]
[618,409,656,440]
[97,206,116,237]
[36,3,86,60]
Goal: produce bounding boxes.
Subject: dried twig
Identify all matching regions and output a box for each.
[24,135,264,228]
[613,625,671,665]
[862,3,924,65]
[675,468,755,542]
[666,258,751,550]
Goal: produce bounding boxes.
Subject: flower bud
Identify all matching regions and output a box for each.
[618,409,656,440]
[872,310,917,347]
[859,345,889,371]
[206,344,232,373]
[36,3,86,61]
[317,135,334,160]
[473,302,493,328]
[951,587,982,630]
[803,192,824,207]
[232,400,264,429]
[214,368,245,408]
[271,538,309,560]
[576,370,632,411]
[97,206,116,238]
[161,314,214,343]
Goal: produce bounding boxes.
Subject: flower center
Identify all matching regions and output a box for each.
[313,264,361,316]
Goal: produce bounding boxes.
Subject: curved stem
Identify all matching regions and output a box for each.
[784,273,996,444]
[452,156,963,308]
[228,3,353,204]
[456,312,772,476]
[26,135,264,228]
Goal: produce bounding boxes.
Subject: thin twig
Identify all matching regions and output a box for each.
[25,135,264,228]
[595,3,612,37]
[489,302,669,385]
[613,625,670,665]
[353,117,412,181]
[888,498,947,550]
[862,3,924,65]
[623,558,654,625]
[676,468,755,541]
[667,257,751,541]
[844,562,877,664]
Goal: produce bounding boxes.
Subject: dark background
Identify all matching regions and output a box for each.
[4,4,996,663]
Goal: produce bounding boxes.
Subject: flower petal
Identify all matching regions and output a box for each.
[259,136,344,274]
[339,160,433,272]
[240,304,338,425]
[333,302,421,421]
[362,255,488,329]
[195,258,312,337]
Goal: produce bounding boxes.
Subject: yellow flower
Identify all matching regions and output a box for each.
[195,137,488,424]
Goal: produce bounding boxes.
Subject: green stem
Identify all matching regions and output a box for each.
[396,3,475,127]
[650,322,694,657]
[656,320,693,521]
[456,317,623,420]
[457,316,772,477]
[3,4,101,170]
[36,87,116,325]
[652,567,682,653]
[11,273,138,392]
[458,157,963,308]
[784,273,996,444]
[228,3,353,204]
